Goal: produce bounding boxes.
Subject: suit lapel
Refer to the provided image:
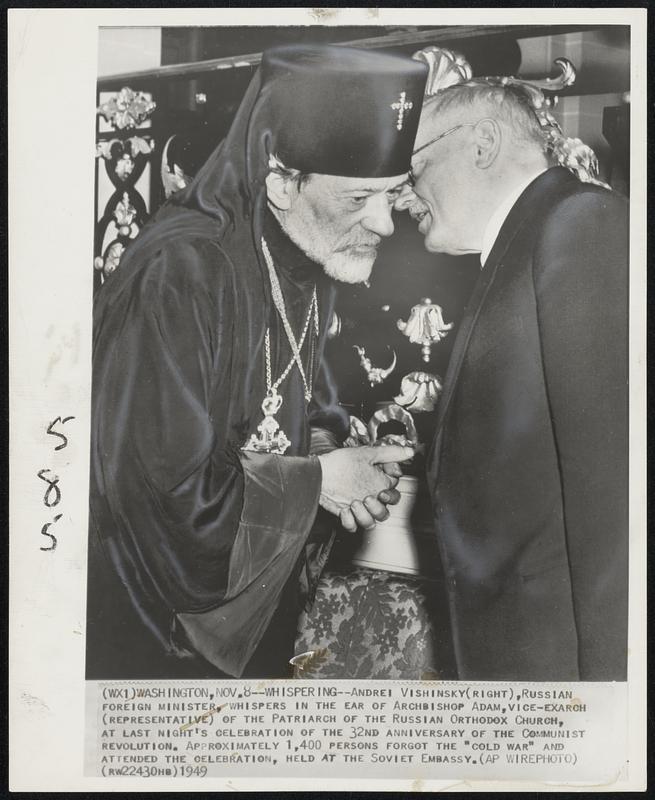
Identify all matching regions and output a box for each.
[432,253,500,436]
[431,168,577,440]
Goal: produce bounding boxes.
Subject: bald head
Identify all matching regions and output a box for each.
[394,82,550,255]
[417,82,547,155]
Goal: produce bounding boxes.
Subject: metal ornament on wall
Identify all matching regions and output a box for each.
[96,136,154,180]
[368,404,419,448]
[95,86,156,285]
[414,47,473,95]
[113,192,138,231]
[94,242,125,277]
[344,415,371,448]
[344,404,419,450]
[397,297,453,362]
[97,87,156,130]
[394,371,443,413]
[161,135,192,199]
[352,345,397,387]
[94,193,137,277]
[95,134,154,196]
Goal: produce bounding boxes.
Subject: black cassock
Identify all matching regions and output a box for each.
[87,69,348,680]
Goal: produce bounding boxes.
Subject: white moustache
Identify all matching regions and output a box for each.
[340,237,382,251]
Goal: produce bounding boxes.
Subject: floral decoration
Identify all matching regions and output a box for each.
[114,153,135,181]
[100,242,125,276]
[295,567,451,680]
[96,136,153,161]
[414,46,473,95]
[97,87,156,130]
[113,192,137,231]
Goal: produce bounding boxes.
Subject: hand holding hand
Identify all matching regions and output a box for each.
[317,445,413,532]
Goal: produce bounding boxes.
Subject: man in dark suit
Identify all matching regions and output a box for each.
[396,72,628,681]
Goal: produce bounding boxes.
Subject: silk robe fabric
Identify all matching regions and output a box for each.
[87,65,348,679]
[426,167,628,681]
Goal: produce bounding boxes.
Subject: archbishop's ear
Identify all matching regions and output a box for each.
[265,170,294,210]
[473,118,501,169]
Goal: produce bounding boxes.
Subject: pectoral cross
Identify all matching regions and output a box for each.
[391,91,413,131]
[242,390,291,455]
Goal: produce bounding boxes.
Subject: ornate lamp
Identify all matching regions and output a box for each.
[397,297,453,362]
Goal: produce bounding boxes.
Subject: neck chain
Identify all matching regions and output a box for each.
[241,236,319,455]
[262,236,319,402]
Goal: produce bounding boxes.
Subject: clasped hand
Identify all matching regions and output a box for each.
[317,445,414,532]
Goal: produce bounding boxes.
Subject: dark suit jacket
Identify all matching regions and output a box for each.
[426,167,628,681]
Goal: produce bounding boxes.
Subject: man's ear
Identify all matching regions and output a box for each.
[472,118,501,169]
[265,171,293,210]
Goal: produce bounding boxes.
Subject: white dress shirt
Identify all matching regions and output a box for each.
[480,169,547,267]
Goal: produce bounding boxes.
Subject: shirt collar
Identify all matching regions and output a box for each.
[480,169,547,267]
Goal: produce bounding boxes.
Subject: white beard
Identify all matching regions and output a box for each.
[321,249,376,285]
[276,212,377,285]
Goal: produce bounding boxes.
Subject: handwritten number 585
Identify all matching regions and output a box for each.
[39,415,75,553]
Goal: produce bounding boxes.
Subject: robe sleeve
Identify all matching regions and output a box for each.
[93,237,322,677]
[177,450,322,676]
[532,189,629,679]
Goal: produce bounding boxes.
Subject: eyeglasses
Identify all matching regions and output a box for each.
[409,122,478,186]
[411,123,477,157]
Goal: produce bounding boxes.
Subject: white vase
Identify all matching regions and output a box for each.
[349,474,441,577]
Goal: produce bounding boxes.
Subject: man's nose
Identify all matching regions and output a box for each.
[362,198,395,238]
[394,183,416,212]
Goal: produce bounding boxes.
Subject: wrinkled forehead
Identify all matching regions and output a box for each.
[309,172,409,193]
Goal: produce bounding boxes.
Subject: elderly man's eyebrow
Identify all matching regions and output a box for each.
[341,186,380,195]
[387,179,408,193]
[342,180,408,196]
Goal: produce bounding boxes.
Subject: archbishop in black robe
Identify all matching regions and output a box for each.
[86,45,427,679]
[87,213,341,679]
[87,69,346,681]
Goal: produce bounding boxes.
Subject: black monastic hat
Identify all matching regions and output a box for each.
[261,44,428,178]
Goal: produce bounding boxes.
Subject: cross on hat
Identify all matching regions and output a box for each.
[391,91,413,131]
[262,45,428,177]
